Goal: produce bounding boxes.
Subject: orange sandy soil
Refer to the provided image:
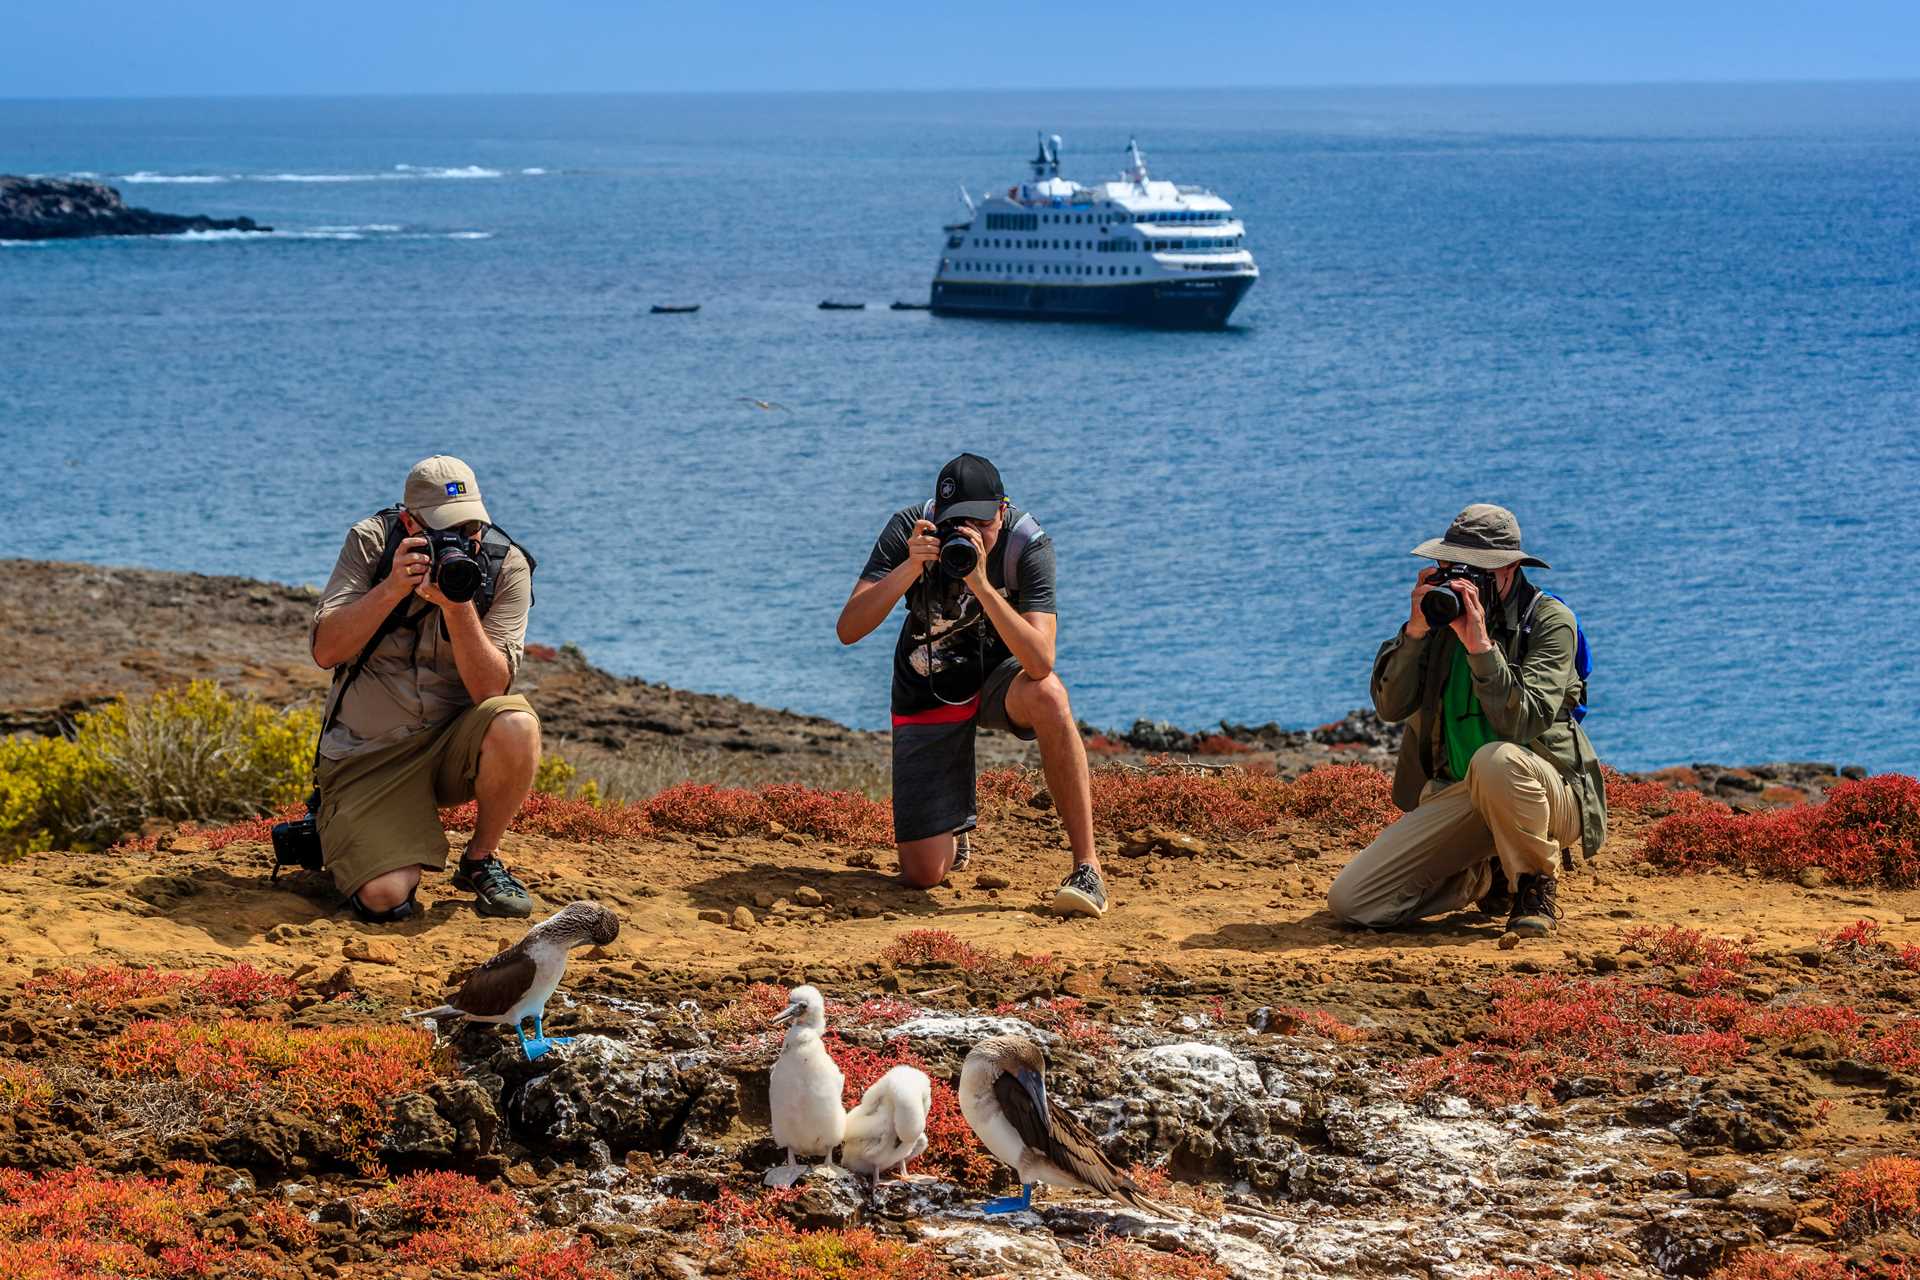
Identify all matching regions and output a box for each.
[1,804,1914,1040]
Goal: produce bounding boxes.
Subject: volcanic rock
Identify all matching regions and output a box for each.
[514,1037,738,1154]
[0,176,268,240]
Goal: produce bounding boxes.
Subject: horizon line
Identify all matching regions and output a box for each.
[5,74,1918,105]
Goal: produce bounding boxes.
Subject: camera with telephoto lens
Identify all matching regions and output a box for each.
[1421,563,1499,628]
[270,798,324,882]
[425,527,487,603]
[937,520,980,579]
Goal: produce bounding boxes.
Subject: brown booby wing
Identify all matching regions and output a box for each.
[990,1067,1142,1202]
[446,942,540,1018]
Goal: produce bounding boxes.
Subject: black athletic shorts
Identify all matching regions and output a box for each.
[889,658,1035,843]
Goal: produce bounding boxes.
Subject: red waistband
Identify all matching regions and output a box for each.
[892,696,980,727]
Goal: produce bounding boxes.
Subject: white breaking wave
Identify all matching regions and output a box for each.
[162,227,493,243]
[121,171,228,184]
[108,164,519,185]
[312,224,403,232]
[392,164,502,178]
[173,228,364,241]
[520,167,547,175]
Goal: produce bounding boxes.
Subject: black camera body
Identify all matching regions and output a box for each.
[1421,563,1500,627]
[936,521,981,579]
[424,528,487,603]
[270,802,324,882]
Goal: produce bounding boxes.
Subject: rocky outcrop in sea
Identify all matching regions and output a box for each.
[0,176,268,240]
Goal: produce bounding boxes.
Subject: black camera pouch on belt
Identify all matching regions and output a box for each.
[269,609,396,883]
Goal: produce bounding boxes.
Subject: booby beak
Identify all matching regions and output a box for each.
[768,1002,803,1027]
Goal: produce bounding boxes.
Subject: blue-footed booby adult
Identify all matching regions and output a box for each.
[842,1064,931,1181]
[959,1034,1168,1215]
[768,985,846,1176]
[405,900,619,1061]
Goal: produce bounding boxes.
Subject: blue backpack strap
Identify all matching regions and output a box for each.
[1520,590,1590,723]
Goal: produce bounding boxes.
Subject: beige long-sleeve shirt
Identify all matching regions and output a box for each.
[309,515,531,761]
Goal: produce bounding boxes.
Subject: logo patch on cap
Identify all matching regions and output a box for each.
[445,481,467,496]
[938,477,956,500]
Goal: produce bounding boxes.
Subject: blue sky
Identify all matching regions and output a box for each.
[6,1,1916,98]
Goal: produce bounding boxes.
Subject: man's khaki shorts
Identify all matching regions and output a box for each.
[315,695,536,895]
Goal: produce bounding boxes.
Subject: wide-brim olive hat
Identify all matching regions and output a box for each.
[1411,503,1550,570]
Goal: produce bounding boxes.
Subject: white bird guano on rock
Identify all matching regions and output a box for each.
[841,1064,932,1181]
[404,900,620,1061]
[959,1034,1168,1215]
[767,985,846,1176]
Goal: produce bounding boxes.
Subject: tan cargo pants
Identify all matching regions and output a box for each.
[315,694,536,896]
[1328,741,1579,929]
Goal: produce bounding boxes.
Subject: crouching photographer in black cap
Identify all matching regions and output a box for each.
[836,454,1109,917]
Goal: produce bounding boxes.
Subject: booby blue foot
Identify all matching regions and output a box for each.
[526,1018,573,1056]
[517,1023,560,1062]
[982,1184,1034,1214]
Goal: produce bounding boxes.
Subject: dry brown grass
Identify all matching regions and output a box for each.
[561,739,890,804]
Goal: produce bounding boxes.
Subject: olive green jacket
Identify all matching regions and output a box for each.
[1370,574,1608,861]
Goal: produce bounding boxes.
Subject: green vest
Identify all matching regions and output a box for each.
[1442,645,1500,782]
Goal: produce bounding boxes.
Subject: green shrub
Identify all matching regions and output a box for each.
[0,682,319,857]
[533,751,601,805]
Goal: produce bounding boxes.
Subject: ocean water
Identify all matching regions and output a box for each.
[3,85,1917,772]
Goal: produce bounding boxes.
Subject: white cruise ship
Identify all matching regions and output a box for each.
[929,135,1257,328]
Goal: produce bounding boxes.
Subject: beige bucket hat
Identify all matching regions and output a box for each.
[404,455,491,529]
[1411,503,1550,570]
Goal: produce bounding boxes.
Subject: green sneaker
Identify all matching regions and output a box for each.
[453,855,532,918]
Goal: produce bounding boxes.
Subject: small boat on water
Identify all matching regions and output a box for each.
[890,301,931,311]
[650,304,700,314]
[818,300,866,310]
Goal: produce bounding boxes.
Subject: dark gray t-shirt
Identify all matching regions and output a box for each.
[859,504,1056,717]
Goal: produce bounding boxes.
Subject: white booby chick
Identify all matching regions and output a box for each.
[768,985,846,1173]
[405,901,619,1061]
[842,1064,931,1181]
[958,1034,1168,1215]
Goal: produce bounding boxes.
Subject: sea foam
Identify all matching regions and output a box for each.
[110,165,517,185]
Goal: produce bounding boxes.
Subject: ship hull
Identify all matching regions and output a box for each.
[928,274,1254,329]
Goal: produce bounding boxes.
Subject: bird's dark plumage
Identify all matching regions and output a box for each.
[443,947,539,1018]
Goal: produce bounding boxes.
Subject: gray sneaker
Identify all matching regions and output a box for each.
[1053,864,1108,918]
[452,855,532,918]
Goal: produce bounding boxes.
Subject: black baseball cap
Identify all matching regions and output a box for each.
[932,453,1005,523]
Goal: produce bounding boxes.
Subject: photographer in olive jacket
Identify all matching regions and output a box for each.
[1328,504,1606,938]
[306,456,540,923]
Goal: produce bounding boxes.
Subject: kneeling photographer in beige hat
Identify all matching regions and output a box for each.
[298,456,541,923]
[1328,504,1607,939]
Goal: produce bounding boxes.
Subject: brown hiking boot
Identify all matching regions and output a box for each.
[1507,873,1563,937]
